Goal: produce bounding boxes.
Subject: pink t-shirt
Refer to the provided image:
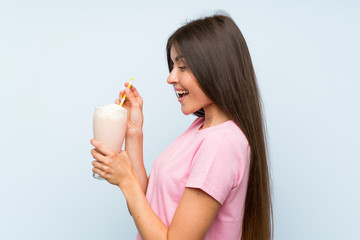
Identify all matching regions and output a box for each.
[137,117,250,240]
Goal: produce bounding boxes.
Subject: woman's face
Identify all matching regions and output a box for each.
[167,46,213,115]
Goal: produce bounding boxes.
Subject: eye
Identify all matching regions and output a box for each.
[178,66,186,71]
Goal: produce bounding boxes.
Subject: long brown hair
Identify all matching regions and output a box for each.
[166,13,273,240]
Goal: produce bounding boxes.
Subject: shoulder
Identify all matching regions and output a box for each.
[184,118,249,159]
[192,120,250,173]
[199,120,249,154]
[196,120,250,179]
[186,120,250,203]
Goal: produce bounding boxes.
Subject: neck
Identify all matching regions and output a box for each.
[200,104,231,130]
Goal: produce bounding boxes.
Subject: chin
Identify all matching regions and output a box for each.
[181,107,193,115]
[181,110,192,115]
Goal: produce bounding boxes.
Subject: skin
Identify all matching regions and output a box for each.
[167,47,231,129]
[90,46,231,239]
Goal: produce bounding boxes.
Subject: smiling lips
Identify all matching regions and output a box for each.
[175,90,189,98]
[174,89,189,102]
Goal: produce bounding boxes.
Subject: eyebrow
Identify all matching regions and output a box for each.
[174,55,184,62]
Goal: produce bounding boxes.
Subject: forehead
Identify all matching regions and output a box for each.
[170,46,178,61]
[170,46,184,63]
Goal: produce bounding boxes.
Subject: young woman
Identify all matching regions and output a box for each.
[91,14,273,240]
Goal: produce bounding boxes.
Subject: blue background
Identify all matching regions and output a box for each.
[1,0,359,239]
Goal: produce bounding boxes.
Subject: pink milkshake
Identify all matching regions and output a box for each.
[93,103,127,179]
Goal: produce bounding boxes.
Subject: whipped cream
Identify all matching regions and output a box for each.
[94,103,126,120]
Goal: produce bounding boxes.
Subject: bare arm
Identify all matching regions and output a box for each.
[116,84,148,194]
[125,132,148,194]
[123,178,221,240]
[91,139,221,239]
[92,83,219,238]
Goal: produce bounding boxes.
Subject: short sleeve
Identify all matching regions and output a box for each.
[185,134,245,204]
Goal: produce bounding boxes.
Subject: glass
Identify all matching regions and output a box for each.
[92,104,127,179]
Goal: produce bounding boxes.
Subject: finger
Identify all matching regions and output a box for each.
[124,88,138,106]
[117,92,131,109]
[92,160,103,170]
[118,89,126,99]
[124,83,141,98]
[91,149,108,164]
[90,139,115,157]
[92,160,110,172]
[93,167,106,179]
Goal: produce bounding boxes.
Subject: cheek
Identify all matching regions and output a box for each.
[185,92,212,114]
[194,90,212,105]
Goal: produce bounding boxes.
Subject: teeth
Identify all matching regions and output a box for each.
[175,90,189,98]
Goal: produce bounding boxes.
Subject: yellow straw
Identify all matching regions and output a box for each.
[120,78,134,107]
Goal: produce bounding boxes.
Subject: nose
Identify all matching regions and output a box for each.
[167,68,178,85]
